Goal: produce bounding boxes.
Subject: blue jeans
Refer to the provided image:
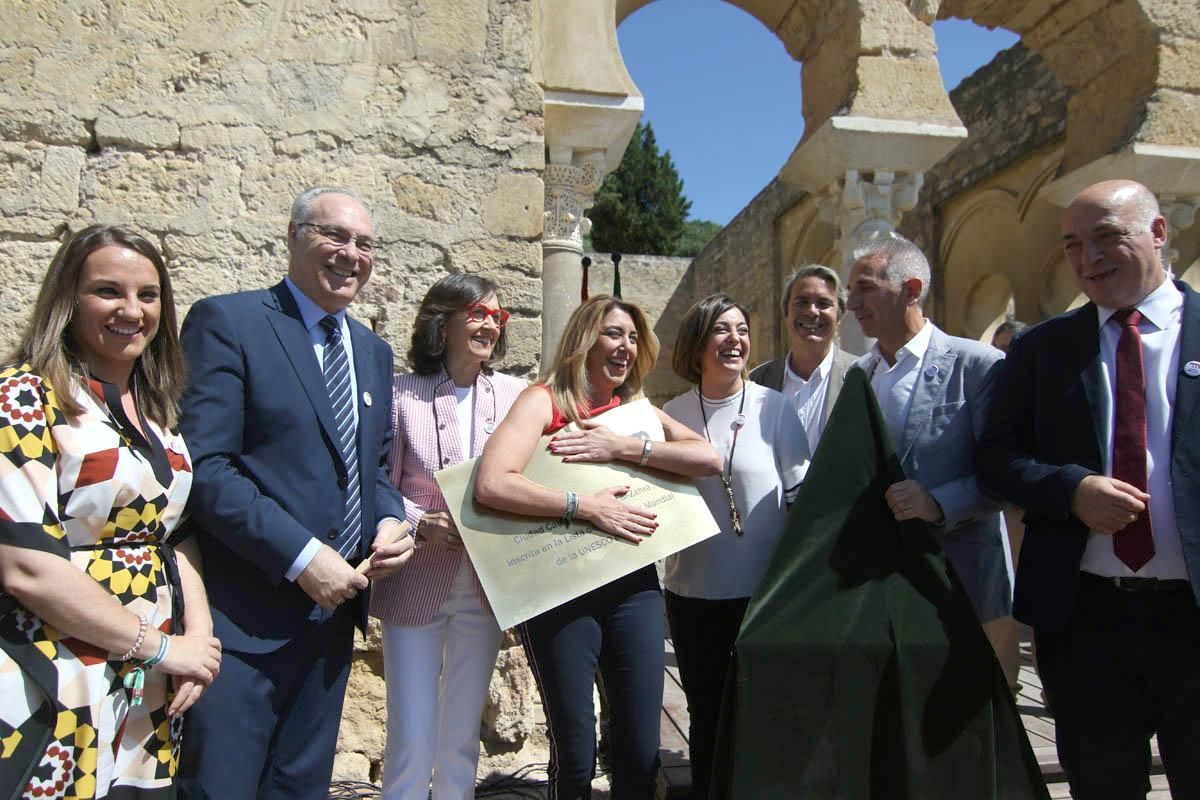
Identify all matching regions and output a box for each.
[519,566,664,800]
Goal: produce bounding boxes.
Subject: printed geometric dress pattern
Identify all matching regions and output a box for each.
[0,365,193,800]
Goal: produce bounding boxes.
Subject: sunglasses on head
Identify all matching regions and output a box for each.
[463,302,510,327]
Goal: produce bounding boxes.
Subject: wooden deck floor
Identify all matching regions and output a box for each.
[655,627,1170,799]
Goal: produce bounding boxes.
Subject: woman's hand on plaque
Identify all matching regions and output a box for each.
[577,486,658,544]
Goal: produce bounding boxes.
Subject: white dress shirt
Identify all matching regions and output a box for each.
[1080,278,1186,580]
[869,320,934,450]
[284,276,361,581]
[453,383,475,459]
[782,348,834,455]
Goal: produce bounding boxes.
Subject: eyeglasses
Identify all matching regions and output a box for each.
[463,302,510,327]
[297,223,376,256]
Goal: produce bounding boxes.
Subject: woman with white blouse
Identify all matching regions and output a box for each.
[662,293,811,800]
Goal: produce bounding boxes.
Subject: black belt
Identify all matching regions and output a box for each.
[1080,572,1192,594]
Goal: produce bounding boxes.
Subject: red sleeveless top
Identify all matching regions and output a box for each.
[537,384,622,435]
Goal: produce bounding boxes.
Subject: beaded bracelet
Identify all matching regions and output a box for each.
[120,611,149,662]
[562,490,579,527]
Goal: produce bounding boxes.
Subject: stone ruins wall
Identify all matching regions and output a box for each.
[669,180,808,368]
[0,0,544,377]
[0,0,546,785]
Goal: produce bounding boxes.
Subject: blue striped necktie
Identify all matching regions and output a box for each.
[320,315,362,560]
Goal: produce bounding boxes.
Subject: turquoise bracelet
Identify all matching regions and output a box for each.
[562,490,579,527]
[122,634,170,708]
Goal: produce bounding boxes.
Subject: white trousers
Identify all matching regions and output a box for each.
[380,558,503,800]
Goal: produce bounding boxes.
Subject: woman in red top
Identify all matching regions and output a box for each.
[476,295,720,799]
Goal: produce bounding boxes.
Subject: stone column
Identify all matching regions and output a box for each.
[813,169,924,353]
[1161,195,1200,272]
[541,149,605,366]
[781,117,967,354]
[1038,143,1200,279]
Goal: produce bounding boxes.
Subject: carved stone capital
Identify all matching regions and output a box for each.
[816,169,925,266]
[1160,194,1200,268]
[543,160,605,252]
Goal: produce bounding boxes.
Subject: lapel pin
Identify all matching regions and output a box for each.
[363,391,373,407]
[1184,360,1200,378]
[924,364,939,381]
[484,421,496,434]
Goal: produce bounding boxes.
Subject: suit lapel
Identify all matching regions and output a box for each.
[1173,282,1200,446]
[348,317,381,473]
[823,348,852,427]
[470,373,496,458]
[761,358,785,392]
[899,327,956,465]
[264,283,340,451]
[1074,307,1107,467]
[432,370,463,469]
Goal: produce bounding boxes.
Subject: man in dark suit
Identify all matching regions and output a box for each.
[749,264,856,455]
[178,188,414,799]
[978,179,1200,799]
[845,235,1012,653]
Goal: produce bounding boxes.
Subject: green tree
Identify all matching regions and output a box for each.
[674,219,723,257]
[589,122,691,256]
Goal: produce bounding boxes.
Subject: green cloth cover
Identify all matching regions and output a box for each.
[710,367,1048,800]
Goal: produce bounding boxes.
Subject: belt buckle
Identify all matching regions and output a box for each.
[1109,575,1166,592]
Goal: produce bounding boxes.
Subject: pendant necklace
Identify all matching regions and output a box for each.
[698,381,747,536]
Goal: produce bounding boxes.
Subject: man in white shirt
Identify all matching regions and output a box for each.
[846,235,1011,647]
[979,179,1200,799]
[749,264,856,454]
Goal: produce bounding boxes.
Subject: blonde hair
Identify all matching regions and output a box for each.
[8,225,186,428]
[544,295,658,425]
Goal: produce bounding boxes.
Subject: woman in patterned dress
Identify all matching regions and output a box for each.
[0,225,223,799]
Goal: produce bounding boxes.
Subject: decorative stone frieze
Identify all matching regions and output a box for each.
[1161,195,1200,270]
[542,158,604,252]
[816,169,925,268]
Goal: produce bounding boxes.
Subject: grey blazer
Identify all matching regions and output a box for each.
[853,324,1008,618]
[749,346,857,430]
[852,324,1004,533]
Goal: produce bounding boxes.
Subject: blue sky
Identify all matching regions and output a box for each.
[615,2,1020,225]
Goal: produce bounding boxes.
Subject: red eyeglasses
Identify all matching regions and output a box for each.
[463,303,510,327]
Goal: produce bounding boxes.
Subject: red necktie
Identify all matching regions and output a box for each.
[1110,308,1155,571]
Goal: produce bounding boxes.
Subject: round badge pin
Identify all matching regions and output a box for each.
[924,364,939,381]
[363,391,373,407]
[484,421,496,434]
[1185,360,1200,378]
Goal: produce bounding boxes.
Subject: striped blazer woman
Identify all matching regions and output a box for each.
[369,367,527,626]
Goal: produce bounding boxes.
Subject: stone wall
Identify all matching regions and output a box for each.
[685,42,1075,344]
[674,180,808,369]
[583,253,695,406]
[900,42,1069,323]
[0,0,544,376]
[0,0,546,786]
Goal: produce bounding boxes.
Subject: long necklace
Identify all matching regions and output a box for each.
[698,381,747,536]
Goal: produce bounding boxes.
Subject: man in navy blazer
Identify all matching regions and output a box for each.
[978,180,1200,798]
[846,235,1012,654]
[178,188,413,799]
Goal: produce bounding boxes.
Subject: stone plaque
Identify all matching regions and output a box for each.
[435,399,720,629]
